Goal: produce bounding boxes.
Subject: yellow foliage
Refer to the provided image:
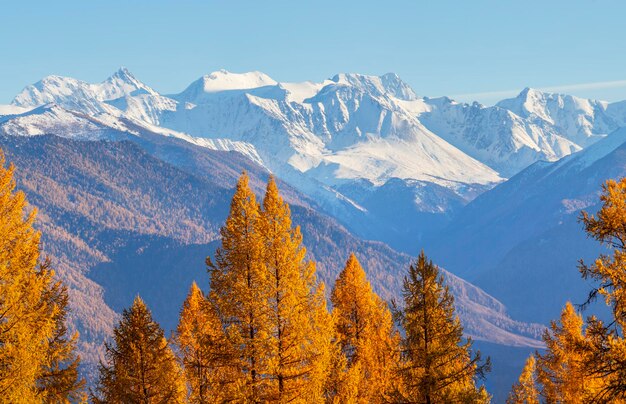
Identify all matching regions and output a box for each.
[579,178,626,400]
[330,253,400,403]
[507,355,539,404]
[93,296,186,403]
[175,282,239,403]
[536,302,603,403]
[208,171,270,400]
[208,174,333,402]
[0,150,83,403]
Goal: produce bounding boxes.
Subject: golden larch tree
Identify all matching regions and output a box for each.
[392,251,490,403]
[258,176,333,403]
[92,296,185,404]
[330,253,400,403]
[536,302,602,402]
[175,282,239,403]
[0,150,83,403]
[207,171,271,400]
[36,272,86,403]
[579,178,626,400]
[507,355,539,404]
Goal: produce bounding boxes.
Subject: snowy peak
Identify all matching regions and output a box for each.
[11,67,158,110]
[330,72,418,101]
[176,70,278,104]
[12,75,94,108]
[497,87,614,146]
[98,67,158,100]
[380,72,419,101]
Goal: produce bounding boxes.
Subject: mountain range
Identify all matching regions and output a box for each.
[3,67,626,398]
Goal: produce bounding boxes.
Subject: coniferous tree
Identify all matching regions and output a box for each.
[330,253,400,403]
[36,271,86,403]
[392,251,490,403]
[536,302,602,402]
[93,296,185,404]
[0,151,83,403]
[258,176,333,403]
[207,172,270,400]
[507,355,539,404]
[579,178,626,400]
[175,282,238,403]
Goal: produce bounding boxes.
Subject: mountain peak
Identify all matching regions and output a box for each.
[100,67,157,100]
[110,66,135,81]
[200,70,277,92]
[329,72,417,101]
[174,70,278,104]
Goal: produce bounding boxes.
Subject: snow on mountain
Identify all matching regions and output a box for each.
[8,68,626,255]
[173,70,278,104]
[0,103,267,169]
[97,67,158,100]
[410,97,581,176]
[0,105,123,140]
[11,67,158,115]
[0,104,32,116]
[330,72,419,101]
[163,70,502,190]
[496,87,618,147]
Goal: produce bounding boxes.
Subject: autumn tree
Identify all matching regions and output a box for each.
[535,302,602,402]
[507,355,539,404]
[392,251,490,403]
[207,171,270,400]
[257,176,333,402]
[92,296,185,404]
[330,253,400,402]
[175,282,238,403]
[578,178,626,400]
[36,272,86,403]
[0,150,83,403]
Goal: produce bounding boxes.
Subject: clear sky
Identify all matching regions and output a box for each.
[2,0,626,105]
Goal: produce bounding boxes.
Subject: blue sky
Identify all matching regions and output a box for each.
[1,0,625,105]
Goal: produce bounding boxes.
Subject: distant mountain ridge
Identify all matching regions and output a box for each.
[6,68,626,253]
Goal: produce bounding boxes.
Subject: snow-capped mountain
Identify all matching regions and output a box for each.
[497,87,626,147]
[410,96,581,177]
[4,68,626,253]
[12,67,158,109]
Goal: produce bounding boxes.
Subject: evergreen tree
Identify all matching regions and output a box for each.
[536,302,602,402]
[175,282,238,403]
[207,171,270,400]
[392,251,490,403]
[579,178,626,400]
[0,150,83,403]
[330,253,400,403]
[257,176,333,403]
[507,355,539,404]
[93,296,185,404]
